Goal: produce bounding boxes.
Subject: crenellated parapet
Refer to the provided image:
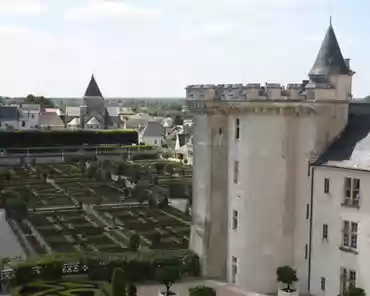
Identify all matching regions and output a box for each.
[186,81,308,101]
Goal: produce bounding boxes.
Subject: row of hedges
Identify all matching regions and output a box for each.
[10,250,200,286]
[0,130,138,148]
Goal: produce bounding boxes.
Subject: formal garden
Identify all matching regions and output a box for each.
[0,149,199,295]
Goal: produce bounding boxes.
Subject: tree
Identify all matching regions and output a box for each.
[156,266,181,296]
[111,267,127,296]
[345,287,366,296]
[4,197,27,221]
[0,257,10,292]
[276,266,298,292]
[128,234,140,251]
[24,94,55,109]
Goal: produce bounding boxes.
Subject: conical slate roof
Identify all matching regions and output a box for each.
[309,24,350,82]
[84,75,103,97]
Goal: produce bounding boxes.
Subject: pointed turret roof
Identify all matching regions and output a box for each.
[84,74,103,97]
[309,23,350,82]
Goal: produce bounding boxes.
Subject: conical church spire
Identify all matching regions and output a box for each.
[84,74,103,97]
[309,22,350,83]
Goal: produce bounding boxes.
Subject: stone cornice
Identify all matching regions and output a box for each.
[186,100,348,116]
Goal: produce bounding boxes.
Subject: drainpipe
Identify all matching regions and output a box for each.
[308,165,315,292]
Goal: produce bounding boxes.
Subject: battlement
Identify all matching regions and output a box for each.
[186,82,309,101]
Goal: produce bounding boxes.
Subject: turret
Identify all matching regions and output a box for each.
[306,21,354,101]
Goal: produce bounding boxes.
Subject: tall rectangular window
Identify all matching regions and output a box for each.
[324,178,330,193]
[232,210,238,230]
[323,224,328,240]
[231,256,238,284]
[235,118,240,140]
[344,178,360,206]
[304,244,308,259]
[340,268,356,294]
[321,277,326,291]
[233,161,239,184]
[342,221,358,251]
[306,204,309,219]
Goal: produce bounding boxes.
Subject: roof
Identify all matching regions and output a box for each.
[107,106,120,117]
[309,23,350,82]
[125,116,152,129]
[84,74,103,97]
[315,102,370,170]
[40,112,65,127]
[178,134,192,147]
[0,106,19,121]
[19,104,41,112]
[87,117,101,125]
[141,121,165,138]
[67,117,80,126]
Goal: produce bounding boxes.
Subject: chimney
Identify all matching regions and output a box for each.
[345,58,350,69]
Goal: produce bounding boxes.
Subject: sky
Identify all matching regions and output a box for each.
[0,0,369,98]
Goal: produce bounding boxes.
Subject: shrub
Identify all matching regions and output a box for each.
[14,264,35,285]
[189,286,216,296]
[112,267,127,296]
[276,266,298,292]
[129,234,140,251]
[345,287,366,296]
[39,259,63,280]
[150,232,162,249]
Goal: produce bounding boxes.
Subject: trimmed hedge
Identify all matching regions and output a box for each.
[0,130,138,148]
[189,286,216,296]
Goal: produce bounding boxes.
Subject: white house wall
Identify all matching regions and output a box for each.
[311,166,370,296]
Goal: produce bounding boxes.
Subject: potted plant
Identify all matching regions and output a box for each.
[156,265,180,296]
[276,266,298,296]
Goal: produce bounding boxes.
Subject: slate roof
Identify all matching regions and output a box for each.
[178,134,192,147]
[67,117,80,126]
[84,74,103,97]
[141,121,165,138]
[315,102,370,170]
[0,106,19,121]
[40,112,65,127]
[309,23,350,83]
[87,117,101,125]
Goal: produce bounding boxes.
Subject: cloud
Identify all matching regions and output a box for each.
[0,0,47,16]
[65,0,160,22]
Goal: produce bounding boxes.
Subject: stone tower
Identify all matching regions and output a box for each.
[186,23,354,294]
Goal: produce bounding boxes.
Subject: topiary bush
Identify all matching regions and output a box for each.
[112,267,127,296]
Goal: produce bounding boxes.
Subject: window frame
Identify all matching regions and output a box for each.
[323,224,328,240]
[341,220,358,252]
[324,178,330,193]
[343,177,360,207]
